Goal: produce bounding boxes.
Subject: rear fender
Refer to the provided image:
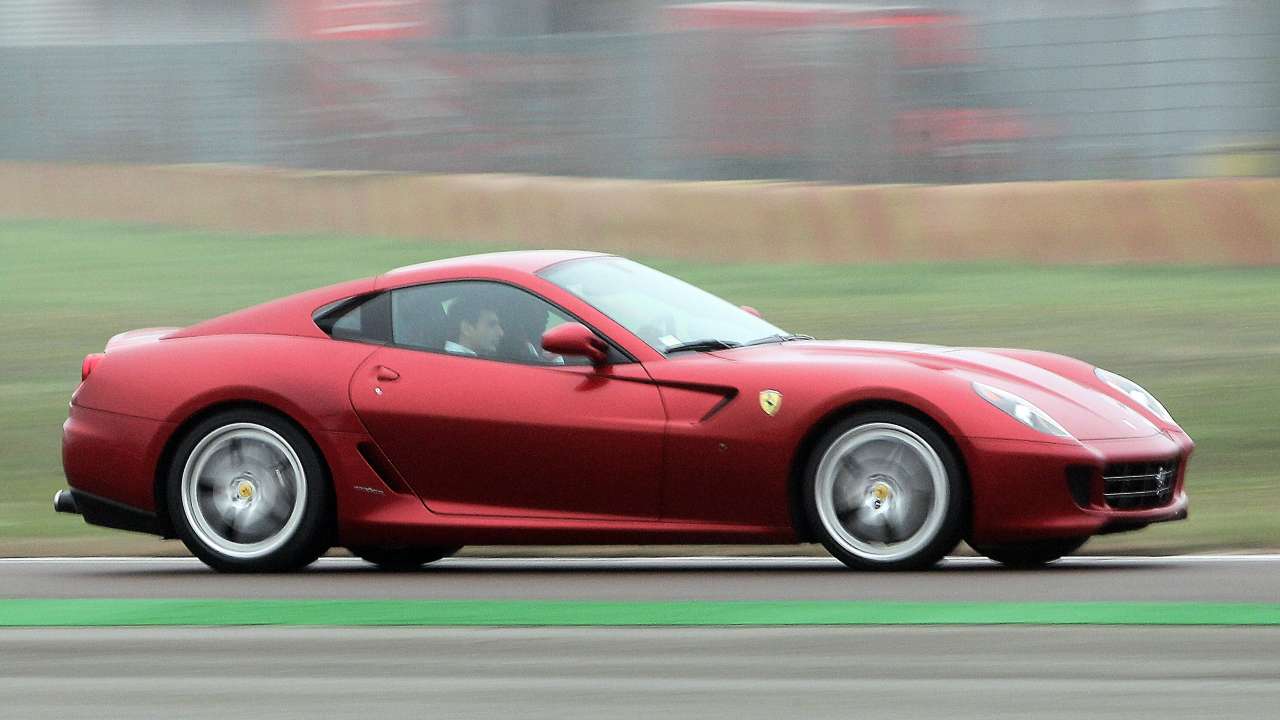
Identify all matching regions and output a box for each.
[74,335,376,433]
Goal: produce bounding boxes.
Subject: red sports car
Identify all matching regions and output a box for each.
[57,251,1191,572]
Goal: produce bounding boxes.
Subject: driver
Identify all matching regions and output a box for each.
[444,294,503,357]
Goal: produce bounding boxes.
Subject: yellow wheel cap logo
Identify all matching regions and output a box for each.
[759,389,782,416]
[238,484,254,499]
[871,483,891,502]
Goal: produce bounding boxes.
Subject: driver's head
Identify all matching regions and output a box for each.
[448,294,503,354]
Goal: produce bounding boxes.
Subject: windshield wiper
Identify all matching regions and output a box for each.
[664,339,742,354]
[743,333,815,346]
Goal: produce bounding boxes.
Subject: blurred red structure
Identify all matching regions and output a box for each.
[662,2,1030,182]
[290,0,438,40]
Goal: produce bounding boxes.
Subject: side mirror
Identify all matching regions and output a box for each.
[541,323,609,365]
[740,305,763,319]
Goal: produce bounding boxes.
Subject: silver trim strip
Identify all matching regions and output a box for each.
[1103,472,1170,481]
[1104,489,1172,498]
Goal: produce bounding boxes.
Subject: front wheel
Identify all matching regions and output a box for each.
[166,409,332,573]
[803,411,967,571]
[972,537,1088,568]
[349,546,462,571]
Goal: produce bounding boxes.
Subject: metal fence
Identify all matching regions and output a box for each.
[3,0,1279,183]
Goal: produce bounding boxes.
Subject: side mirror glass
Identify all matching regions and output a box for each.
[541,323,608,365]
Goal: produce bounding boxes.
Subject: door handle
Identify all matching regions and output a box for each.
[376,366,400,382]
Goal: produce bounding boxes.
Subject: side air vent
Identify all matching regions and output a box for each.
[356,442,413,495]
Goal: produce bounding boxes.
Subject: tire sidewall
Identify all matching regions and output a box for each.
[166,408,331,573]
[972,537,1088,568]
[803,411,967,571]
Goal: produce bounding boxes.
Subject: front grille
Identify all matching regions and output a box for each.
[1103,459,1178,510]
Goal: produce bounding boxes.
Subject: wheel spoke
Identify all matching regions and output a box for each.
[899,453,932,489]
[243,442,277,466]
[877,439,905,467]
[262,500,292,526]
[832,474,863,512]
[880,515,899,544]
[218,505,241,541]
[239,505,281,540]
[836,504,862,527]
[272,466,297,505]
[839,453,866,477]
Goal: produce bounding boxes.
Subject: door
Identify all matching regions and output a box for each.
[349,280,666,520]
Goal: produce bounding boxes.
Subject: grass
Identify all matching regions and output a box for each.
[2,219,1277,553]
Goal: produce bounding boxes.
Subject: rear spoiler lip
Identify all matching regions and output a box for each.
[104,327,181,353]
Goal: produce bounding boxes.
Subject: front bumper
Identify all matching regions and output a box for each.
[963,430,1193,545]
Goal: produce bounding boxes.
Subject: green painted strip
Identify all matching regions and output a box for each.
[1,600,1279,627]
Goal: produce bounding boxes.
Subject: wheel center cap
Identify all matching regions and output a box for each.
[870,481,893,503]
[233,480,256,501]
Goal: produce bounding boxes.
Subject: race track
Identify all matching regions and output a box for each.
[3,554,1280,601]
[3,625,1278,719]
[3,555,1279,719]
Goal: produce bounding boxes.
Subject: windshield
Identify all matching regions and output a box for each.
[539,257,787,353]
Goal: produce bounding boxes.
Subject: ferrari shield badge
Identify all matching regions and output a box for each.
[759,389,783,416]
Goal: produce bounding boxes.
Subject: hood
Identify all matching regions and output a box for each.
[712,340,1161,441]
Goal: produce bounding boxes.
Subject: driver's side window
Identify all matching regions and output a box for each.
[390,281,588,366]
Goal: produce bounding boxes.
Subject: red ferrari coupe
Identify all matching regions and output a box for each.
[58,251,1191,572]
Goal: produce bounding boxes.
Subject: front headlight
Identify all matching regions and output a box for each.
[1094,368,1173,423]
[972,382,1073,438]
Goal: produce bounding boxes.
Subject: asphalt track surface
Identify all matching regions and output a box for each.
[3,626,1278,719]
[3,556,1279,718]
[3,554,1280,601]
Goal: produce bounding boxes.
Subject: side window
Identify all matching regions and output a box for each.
[391,281,591,366]
[314,292,391,344]
[390,283,452,350]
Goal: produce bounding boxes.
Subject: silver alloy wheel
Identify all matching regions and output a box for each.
[180,423,307,560]
[813,422,949,563]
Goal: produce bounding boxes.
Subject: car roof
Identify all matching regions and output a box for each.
[378,249,609,288]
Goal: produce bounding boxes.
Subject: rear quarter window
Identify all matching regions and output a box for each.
[313,292,391,344]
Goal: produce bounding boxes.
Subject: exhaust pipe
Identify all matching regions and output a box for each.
[53,489,79,515]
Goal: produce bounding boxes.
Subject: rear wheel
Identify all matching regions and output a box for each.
[166,408,332,573]
[804,411,967,571]
[973,537,1088,568]
[349,546,462,571]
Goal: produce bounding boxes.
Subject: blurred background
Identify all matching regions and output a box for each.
[5,0,1280,181]
[1,0,1277,554]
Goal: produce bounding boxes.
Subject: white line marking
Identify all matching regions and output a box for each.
[0,554,1278,568]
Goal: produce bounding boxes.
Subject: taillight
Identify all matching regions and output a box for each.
[81,353,105,381]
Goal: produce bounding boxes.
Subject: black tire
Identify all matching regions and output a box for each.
[166,408,332,573]
[972,537,1088,568]
[349,545,462,571]
[803,411,967,571]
